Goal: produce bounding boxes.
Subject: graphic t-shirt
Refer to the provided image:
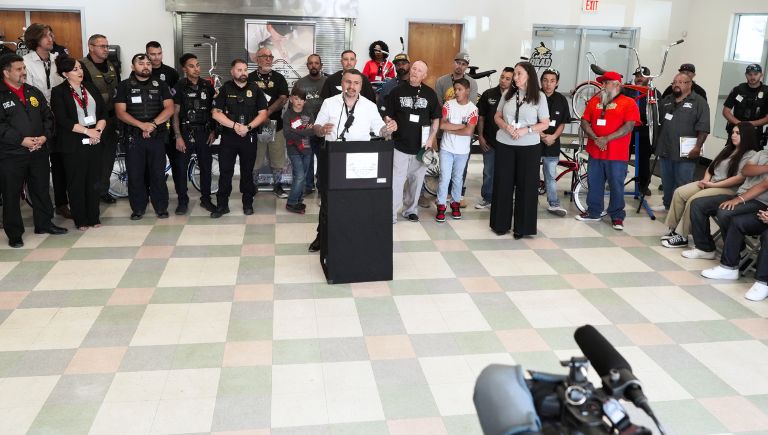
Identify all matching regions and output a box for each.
[440,99,478,154]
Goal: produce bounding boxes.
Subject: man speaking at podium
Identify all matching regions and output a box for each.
[308,68,397,253]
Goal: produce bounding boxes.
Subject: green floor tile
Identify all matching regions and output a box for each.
[119,345,176,372]
[472,293,532,329]
[579,288,648,324]
[422,223,461,240]
[0,261,55,291]
[355,297,398,316]
[63,247,138,260]
[359,314,407,336]
[452,331,505,354]
[393,240,438,252]
[642,345,736,398]
[274,283,315,300]
[171,245,242,257]
[27,402,101,435]
[243,224,276,244]
[624,246,684,272]
[554,237,616,249]
[464,239,529,251]
[495,275,571,291]
[682,284,760,320]
[143,224,184,245]
[275,243,314,255]
[537,327,582,350]
[329,421,389,435]
[596,272,673,288]
[117,258,166,288]
[535,250,590,274]
[659,320,751,344]
[272,339,322,364]
[150,287,196,303]
[653,399,726,435]
[211,394,271,432]
[237,256,275,284]
[509,351,564,374]
[311,283,352,299]
[378,384,440,419]
[0,249,32,261]
[44,373,113,405]
[172,343,225,369]
[217,366,271,397]
[444,414,483,435]
[441,251,488,277]
[227,318,273,341]
[36,233,81,248]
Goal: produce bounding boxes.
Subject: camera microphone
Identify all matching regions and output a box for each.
[573,325,650,411]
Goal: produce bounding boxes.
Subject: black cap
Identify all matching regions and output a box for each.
[679,63,695,73]
[746,63,763,74]
[633,66,650,76]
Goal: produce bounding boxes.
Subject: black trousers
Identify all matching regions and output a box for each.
[633,127,652,189]
[50,151,68,207]
[97,117,118,197]
[61,146,103,227]
[490,144,540,235]
[176,126,214,202]
[217,133,256,208]
[316,139,328,246]
[0,151,55,240]
[126,134,169,214]
[689,194,763,252]
[165,131,188,204]
[721,213,768,283]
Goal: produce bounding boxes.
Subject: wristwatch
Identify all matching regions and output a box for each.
[246,124,253,131]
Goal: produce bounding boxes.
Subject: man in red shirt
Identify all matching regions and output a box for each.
[576,71,641,230]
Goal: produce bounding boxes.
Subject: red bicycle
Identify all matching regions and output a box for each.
[570,39,684,145]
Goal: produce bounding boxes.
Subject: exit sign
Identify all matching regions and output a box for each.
[583,0,599,12]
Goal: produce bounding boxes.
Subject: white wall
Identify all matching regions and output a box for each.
[0,0,174,78]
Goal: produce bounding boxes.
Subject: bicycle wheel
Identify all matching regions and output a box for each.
[647,102,659,147]
[422,154,441,197]
[571,82,601,119]
[188,155,220,195]
[109,154,129,198]
[573,173,589,213]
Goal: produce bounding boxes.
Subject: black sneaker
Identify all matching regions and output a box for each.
[243,206,254,215]
[662,234,688,248]
[100,194,117,204]
[130,211,144,221]
[157,211,169,219]
[175,203,188,215]
[285,203,305,214]
[200,199,216,212]
[406,213,419,222]
[210,207,230,219]
[273,185,288,199]
[308,237,320,252]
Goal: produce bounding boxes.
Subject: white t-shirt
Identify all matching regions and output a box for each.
[440,99,478,154]
[315,93,385,142]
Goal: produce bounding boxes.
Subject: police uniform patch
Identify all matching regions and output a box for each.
[160,73,166,81]
[268,81,274,88]
[29,96,39,107]
[201,92,207,100]
[109,65,114,72]
[246,90,253,98]
[152,81,159,87]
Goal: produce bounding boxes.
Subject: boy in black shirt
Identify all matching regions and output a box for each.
[539,68,571,217]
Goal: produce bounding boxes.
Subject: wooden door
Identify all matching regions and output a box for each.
[0,10,26,53]
[407,22,463,88]
[30,11,83,59]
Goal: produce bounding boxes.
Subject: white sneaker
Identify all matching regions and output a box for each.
[651,205,668,212]
[681,248,716,259]
[745,282,768,301]
[547,206,567,217]
[474,200,491,209]
[701,265,739,280]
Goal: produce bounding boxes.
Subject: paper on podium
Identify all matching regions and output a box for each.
[346,153,378,179]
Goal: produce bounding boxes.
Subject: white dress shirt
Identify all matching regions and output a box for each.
[315,93,384,142]
[23,50,64,102]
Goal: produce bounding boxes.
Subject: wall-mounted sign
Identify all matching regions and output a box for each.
[583,0,599,12]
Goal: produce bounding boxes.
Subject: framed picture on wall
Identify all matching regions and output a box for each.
[245,19,316,88]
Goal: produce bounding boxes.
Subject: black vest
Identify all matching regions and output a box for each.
[125,76,164,122]
[179,78,213,126]
[732,82,768,122]
[220,81,263,128]
[81,57,118,110]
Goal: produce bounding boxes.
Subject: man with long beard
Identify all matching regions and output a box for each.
[576,71,641,231]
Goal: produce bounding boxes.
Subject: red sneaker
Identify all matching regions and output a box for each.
[450,201,462,220]
[435,204,446,222]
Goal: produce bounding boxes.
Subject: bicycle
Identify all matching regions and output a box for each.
[109,151,220,199]
[570,39,684,146]
[194,35,223,93]
[537,121,590,210]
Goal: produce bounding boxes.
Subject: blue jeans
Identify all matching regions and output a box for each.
[586,157,628,220]
[481,147,495,202]
[541,156,559,207]
[660,158,696,209]
[288,152,311,205]
[438,150,469,205]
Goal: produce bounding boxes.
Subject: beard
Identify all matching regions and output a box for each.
[600,87,619,106]
[135,69,151,78]
[672,87,682,98]
[234,74,248,84]
[396,67,408,78]
[309,68,320,76]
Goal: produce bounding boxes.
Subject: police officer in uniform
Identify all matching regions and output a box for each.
[81,33,120,203]
[210,59,269,218]
[115,53,175,220]
[723,63,768,145]
[0,53,67,248]
[172,53,216,214]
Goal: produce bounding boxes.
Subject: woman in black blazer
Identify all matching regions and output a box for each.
[51,56,108,230]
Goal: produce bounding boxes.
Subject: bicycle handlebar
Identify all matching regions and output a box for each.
[619,39,684,81]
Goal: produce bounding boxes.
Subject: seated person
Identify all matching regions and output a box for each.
[661,122,760,248]
[700,209,768,301]
[682,136,768,260]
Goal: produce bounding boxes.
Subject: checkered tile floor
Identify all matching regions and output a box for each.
[1,156,767,434]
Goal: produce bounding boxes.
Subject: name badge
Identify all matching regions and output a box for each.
[83,115,95,125]
[735,94,744,102]
[549,120,556,127]
[264,94,272,103]
[291,118,302,129]
[409,113,420,123]
[683,102,693,108]
[596,119,607,126]
[131,96,142,104]
[82,138,90,145]
[375,76,382,82]
[759,92,764,99]
[664,113,674,120]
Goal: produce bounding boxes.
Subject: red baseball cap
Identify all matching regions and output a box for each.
[596,71,623,83]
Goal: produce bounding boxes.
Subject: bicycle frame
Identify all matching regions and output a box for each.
[194,35,222,92]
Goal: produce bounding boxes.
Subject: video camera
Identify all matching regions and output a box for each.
[473,324,666,435]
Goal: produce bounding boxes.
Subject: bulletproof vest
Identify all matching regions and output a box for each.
[125,77,164,122]
[221,81,262,125]
[732,83,768,122]
[179,78,212,125]
[81,57,118,109]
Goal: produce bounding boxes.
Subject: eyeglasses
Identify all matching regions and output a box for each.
[90,44,109,49]
[258,55,274,59]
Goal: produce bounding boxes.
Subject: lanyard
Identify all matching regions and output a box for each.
[600,94,620,119]
[514,90,524,124]
[70,84,89,117]
[411,85,421,112]
[42,60,51,90]
[344,96,358,119]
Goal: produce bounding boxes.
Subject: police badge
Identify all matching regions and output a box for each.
[246,90,253,98]
[160,73,166,81]
[29,96,39,107]
[201,92,207,100]
[152,81,159,87]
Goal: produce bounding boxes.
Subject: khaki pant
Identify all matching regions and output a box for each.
[665,181,736,236]
[256,130,287,172]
